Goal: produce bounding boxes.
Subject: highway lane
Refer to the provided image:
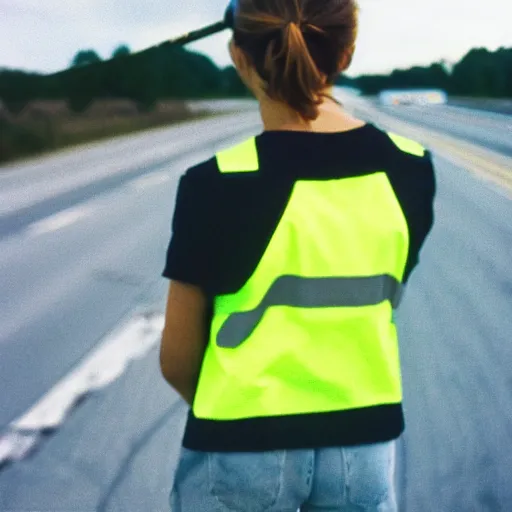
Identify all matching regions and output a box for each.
[449,98,512,117]
[397,153,512,511]
[0,112,262,428]
[341,92,512,197]
[376,103,512,157]
[0,105,511,511]
[0,113,261,233]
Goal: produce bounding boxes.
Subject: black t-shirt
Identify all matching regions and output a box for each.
[162,122,436,452]
[163,123,436,293]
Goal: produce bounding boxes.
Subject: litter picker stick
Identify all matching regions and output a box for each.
[164,20,229,47]
[50,4,235,76]
[162,1,235,47]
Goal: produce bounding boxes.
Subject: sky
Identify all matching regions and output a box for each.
[0,0,511,77]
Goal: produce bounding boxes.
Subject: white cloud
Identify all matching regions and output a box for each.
[104,0,224,26]
[0,0,510,74]
[349,0,512,75]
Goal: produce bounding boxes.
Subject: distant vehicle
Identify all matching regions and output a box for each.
[379,89,448,106]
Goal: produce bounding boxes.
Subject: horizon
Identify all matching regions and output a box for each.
[1,0,510,77]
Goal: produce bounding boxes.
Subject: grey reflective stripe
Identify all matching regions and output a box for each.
[217,274,403,348]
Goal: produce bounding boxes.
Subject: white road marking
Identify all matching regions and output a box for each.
[26,205,93,236]
[130,172,171,191]
[0,312,165,466]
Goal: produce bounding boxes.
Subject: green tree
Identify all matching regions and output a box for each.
[71,50,102,68]
[451,48,512,97]
[3,45,511,105]
[112,45,131,59]
[220,66,250,97]
[335,74,357,87]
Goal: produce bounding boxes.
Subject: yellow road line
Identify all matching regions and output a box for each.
[428,136,512,194]
[350,102,512,198]
[388,116,511,198]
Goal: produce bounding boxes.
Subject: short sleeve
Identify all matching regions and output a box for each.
[161,153,294,297]
[384,147,437,284]
[162,162,219,292]
[406,152,436,272]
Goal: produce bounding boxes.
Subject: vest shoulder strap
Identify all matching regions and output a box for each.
[387,132,426,157]
[216,137,259,173]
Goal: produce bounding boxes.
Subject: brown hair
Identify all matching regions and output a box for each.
[233,0,359,120]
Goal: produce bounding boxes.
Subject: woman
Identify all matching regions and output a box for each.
[160,0,436,510]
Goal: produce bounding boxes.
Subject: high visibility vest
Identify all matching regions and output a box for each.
[192,134,421,421]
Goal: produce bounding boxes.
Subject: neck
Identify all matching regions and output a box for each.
[258,90,365,133]
[259,99,312,132]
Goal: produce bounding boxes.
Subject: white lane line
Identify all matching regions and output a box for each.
[0,312,165,467]
[26,205,93,236]
[130,172,171,191]
[24,171,171,237]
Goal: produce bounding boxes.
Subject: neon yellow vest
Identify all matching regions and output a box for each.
[193,135,417,421]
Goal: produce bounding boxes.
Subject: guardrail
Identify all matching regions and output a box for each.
[448,98,512,115]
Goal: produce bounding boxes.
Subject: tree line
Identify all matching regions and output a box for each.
[353,48,512,97]
[0,43,248,114]
[1,44,511,113]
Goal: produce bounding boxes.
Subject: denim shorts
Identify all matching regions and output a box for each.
[170,440,397,511]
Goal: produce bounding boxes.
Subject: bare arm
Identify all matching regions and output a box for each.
[159,281,209,406]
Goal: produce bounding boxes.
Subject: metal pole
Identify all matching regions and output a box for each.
[165,21,228,47]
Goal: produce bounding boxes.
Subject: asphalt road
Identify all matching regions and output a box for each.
[376,103,512,157]
[449,99,512,117]
[0,113,261,426]
[0,103,511,512]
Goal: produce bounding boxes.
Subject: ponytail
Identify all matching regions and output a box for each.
[234,0,359,121]
[266,21,325,120]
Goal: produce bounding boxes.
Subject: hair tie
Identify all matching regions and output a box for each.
[303,23,325,34]
[285,20,300,29]
[284,20,324,35]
